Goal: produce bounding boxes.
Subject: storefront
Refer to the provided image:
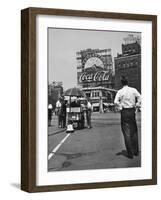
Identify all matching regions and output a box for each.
[82,86,117,112]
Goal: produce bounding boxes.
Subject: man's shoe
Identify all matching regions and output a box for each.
[127,154,133,159]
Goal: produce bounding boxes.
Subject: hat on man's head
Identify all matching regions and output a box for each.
[121,76,128,86]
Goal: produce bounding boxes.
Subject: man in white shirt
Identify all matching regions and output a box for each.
[48,104,53,126]
[56,98,62,128]
[56,99,61,108]
[114,76,141,159]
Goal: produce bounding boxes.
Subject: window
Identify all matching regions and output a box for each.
[86,93,90,98]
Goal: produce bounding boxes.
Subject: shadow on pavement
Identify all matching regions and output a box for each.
[48,128,66,136]
[116,150,129,158]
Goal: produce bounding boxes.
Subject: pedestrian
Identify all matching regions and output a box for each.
[114,76,141,159]
[56,97,62,128]
[86,99,92,129]
[61,99,67,128]
[48,104,53,126]
[99,96,104,113]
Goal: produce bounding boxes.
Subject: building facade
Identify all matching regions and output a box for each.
[114,34,141,93]
[48,81,63,108]
[82,86,117,112]
[76,48,116,112]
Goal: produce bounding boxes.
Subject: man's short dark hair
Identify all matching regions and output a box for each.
[121,76,128,86]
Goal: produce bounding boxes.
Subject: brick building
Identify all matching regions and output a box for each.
[114,34,141,93]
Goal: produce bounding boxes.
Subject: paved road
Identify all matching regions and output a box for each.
[48,112,141,171]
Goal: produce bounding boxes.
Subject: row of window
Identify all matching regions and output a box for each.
[86,91,100,97]
[85,91,113,100]
[123,48,140,54]
[116,60,139,69]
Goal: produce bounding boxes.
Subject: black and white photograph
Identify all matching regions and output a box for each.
[47,28,141,172]
[20,7,157,192]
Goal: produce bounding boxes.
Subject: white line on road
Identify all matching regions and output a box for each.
[48,133,71,160]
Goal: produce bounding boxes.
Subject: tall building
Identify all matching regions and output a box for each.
[48,81,63,108]
[114,34,141,93]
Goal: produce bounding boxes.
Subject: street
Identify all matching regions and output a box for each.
[48,112,141,171]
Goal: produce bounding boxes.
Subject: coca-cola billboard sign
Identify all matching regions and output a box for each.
[79,70,111,83]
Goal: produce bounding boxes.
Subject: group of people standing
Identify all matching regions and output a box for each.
[55,97,92,129]
[48,97,66,128]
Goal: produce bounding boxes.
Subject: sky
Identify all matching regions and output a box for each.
[48,28,141,90]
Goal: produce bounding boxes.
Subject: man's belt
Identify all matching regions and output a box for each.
[122,107,135,110]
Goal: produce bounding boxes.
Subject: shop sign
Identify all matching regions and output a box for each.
[79,71,110,83]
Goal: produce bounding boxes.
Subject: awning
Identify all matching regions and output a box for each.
[103,103,114,106]
[92,103,99,107]
[103,103,109,106]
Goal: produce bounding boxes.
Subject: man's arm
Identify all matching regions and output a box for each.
[114,91,122,110]
[114,91,120,105]
[135,89,141,108]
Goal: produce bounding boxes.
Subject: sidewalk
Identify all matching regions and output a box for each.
[48,115,66,136]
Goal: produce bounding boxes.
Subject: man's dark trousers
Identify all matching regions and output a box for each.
[121,108,139,157]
